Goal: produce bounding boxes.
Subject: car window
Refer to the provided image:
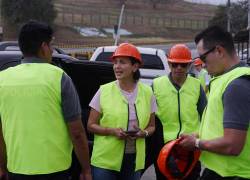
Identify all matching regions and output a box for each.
[141,54,164,70]
[95,52,113,62]
[96,52,164,70]
[5,46,20,51]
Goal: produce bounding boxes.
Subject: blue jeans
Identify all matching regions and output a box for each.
[92,153,141,180]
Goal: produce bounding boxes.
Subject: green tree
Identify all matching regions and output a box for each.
[2,0,57,27]
[209,0,247,34]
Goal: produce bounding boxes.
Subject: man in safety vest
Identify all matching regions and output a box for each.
[194,58,210,93]
[179,26,250,179]
[0,21,92,180]
[153,44,207,180]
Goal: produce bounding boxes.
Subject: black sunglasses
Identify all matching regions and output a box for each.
[170,63,189,68]
[195,46,216,62]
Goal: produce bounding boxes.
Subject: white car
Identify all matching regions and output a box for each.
[90,46,170,85]
[238,48,249,63]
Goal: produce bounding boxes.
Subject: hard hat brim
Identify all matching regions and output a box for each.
[168,58,192,63]
[112,55,142,64]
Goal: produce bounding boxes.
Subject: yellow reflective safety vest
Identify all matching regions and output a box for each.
[153,75,200,143]
[0,63,72,174]
[91,81,152,171]
[200,67,250,178]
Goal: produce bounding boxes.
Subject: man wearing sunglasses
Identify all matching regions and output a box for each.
[179,26,250,180]
[153,44,207,180]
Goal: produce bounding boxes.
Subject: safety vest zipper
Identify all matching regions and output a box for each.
[176,90,182,138]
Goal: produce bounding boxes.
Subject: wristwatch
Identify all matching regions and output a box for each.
[143,130,149,137]
[195,138,200,149]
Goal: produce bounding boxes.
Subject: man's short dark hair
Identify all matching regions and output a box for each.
[194,26,235,55]
[18,21,53,56]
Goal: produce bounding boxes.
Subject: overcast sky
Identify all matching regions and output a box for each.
[185,0,239,5]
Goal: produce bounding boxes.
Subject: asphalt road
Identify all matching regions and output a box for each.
[141,165,156,180]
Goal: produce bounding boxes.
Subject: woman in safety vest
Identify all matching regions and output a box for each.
[87,43,156,180]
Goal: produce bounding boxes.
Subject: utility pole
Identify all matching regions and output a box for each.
[227,0,231,32]
[114,3,125,46]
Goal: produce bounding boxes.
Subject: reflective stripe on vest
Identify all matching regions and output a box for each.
[200,67,250,178]
[0,63,72,174]
[153,75,200,143]
[91,81,152,171]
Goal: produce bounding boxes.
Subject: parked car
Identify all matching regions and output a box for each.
[90,45,170,85]
[0,50,80,71]
[0,51,22,71]
[0,41,67,55]
[0,41,18,51]
[238,48,249,63]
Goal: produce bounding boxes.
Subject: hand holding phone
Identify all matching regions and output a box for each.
[125,130,139,136]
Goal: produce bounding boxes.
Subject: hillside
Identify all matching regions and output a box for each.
[55,0,215,19]
[52,0,216,45]
[2,0,217,46]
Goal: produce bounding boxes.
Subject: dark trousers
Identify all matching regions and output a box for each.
[201,168,249,180]
[8,170,70,180]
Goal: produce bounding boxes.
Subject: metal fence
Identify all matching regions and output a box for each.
[235,40,249,64]
[55,12,209,30]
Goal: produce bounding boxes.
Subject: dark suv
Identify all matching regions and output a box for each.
[0,41,67,54]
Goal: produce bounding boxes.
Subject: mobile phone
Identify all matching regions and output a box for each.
[125,130,139,135]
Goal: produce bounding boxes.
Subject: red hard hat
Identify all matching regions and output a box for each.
[112,43,142,63]
[167,44,192,63]
[194,58,203,66]
[157,139,201,180]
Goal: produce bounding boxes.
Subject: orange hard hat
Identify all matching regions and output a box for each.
[112,43,142,63]
[194,58,203,66]
[157,139,201,180]
[167,44,192,63]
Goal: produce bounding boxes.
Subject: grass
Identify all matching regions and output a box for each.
[53,0,216,45]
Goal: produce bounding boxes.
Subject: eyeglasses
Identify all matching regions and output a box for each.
[195,46,216,62]
[170,63,189,68]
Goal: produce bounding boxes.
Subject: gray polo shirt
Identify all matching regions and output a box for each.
[0,57,81,122]
[221,63,250,130]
